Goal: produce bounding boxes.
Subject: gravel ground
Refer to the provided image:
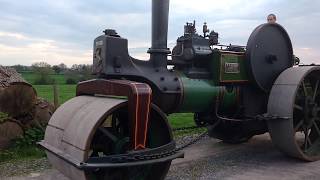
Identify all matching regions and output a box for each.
[167,134,320,180]
[2,134,320,180]
[0,133,203,179]
[167,139,274,179]
[175,132,208,146]
[0,158,51,177]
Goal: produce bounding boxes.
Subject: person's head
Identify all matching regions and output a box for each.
[267,14,277,23]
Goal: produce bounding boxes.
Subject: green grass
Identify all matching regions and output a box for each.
[33,84,197,129]
[168,113,207,137]
[33,85,76,104]
[0,146,45,163]
[33,84,196,130]
[20,72,66,85]
[33,84,197,132]
[168,113,195,128]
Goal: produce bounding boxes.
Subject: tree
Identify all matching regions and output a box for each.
[31,62,54,85]
[52,63,68,74]
[52,65,61,74]
[11,65,31,72]
[77,64,93,81]
[31,62,51,69]
[58,63,67,71]
[65,64,93,84]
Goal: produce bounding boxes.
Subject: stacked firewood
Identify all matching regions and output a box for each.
[0,66,54,149]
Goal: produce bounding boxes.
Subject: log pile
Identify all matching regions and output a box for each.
[0,66,54,149]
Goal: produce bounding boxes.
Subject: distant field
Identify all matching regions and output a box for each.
[21,74,192,121]
[33,85,76,104]
[20,71,66,85]
[19,66,196,130]
[32,84,195,130]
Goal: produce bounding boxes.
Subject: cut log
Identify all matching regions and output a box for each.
[0,66,52,150]
[23,98,55,129]
[0,121,23,149]
[0,66,27,86]
[0,66,37,119]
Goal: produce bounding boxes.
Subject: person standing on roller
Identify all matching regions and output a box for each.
[267,14,277,23]
[266,14,300,64]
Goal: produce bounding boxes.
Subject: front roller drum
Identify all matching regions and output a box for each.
[268,66,320,161]
[39,95,177,180]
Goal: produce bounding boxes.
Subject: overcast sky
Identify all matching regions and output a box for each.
[0,0,319,66]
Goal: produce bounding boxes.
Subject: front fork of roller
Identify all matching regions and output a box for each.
[77,79,152,150]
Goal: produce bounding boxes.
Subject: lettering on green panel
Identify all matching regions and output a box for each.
[225,63,240,73]
[220,53,249,82]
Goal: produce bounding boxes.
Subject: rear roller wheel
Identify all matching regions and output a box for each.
[268,66,320,161]
[87,104,172,180]
[42,96,173,180]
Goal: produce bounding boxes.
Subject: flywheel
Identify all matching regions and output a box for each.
[246,23,294,92]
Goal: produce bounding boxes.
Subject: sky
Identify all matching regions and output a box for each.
[0,0,319,67]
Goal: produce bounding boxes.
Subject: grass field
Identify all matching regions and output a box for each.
[19,71,189,125]
[34,85,76,104]
[32,84,196,129]
[33,84,196,128]
[20,71,66,85]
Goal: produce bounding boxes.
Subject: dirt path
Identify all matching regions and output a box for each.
[168,134,320,180]
[3,133,320,180]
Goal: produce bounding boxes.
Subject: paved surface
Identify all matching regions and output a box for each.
[3,133,320,180]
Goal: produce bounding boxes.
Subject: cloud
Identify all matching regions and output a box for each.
[0,31,91,66]
[0,32,28,40]
[295,47,320,64]
[0,0,319,66]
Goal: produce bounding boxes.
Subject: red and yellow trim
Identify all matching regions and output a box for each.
[76,79,152,150]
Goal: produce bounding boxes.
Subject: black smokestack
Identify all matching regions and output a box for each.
[148,0,170,68]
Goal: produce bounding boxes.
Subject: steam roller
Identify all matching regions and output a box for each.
[39,0,320,179]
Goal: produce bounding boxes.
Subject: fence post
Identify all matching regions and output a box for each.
[53,83,59,110]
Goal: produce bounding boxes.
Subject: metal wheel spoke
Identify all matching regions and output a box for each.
[302,81,308,97]
[294,119,304,131]
[304,136,308,151]
[307,136,313,148]
[112,115,117,132]
[98,127,119,143]
[306,140,320,154]
[294,104,303,111]
[303,128,311,151]
[312,121,320,136]
[313,80,319,101]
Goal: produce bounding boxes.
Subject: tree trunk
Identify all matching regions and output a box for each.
[0,66,52,149]
[0,66,37,119]
[0,121,23,149]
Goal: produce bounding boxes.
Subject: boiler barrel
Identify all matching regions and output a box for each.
[178,74,238,112]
